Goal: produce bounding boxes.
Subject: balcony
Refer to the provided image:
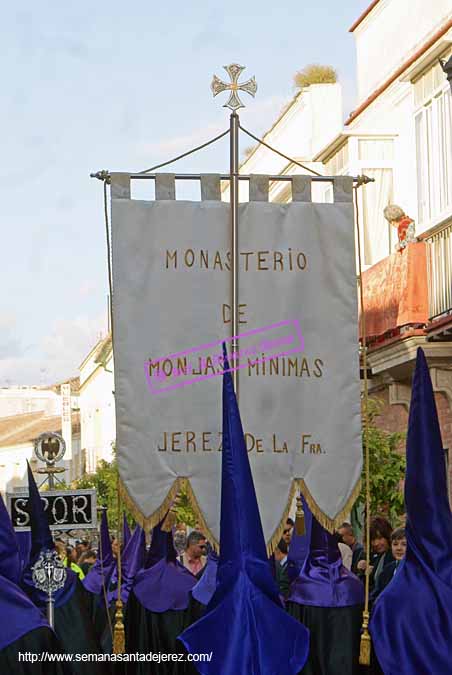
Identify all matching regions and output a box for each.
[359,221,452,364]
[360,242,429,347]
[426,222,452,325]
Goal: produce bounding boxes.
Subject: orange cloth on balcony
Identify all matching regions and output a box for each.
[360,241,428,339]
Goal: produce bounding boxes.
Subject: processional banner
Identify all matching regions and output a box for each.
[111,173,361,547]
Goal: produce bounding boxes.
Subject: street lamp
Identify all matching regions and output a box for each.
[440,55,452,94]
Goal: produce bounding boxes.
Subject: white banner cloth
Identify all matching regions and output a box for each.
[111,176,361,544]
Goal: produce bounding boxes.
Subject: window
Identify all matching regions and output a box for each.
[362,168,394,265]
[414,57,452,226]
[325,143,349,175]
[323,141,349,203]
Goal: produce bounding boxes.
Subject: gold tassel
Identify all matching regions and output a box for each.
[356,183,372,669]
[359,611,371,666]
[113,468,125,654]
[113,598,125,654]
[294,494,305,536]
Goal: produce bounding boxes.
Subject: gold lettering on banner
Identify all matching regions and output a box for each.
[310,442,322,454]
[274,251,283,271]
[200,250,209,268]
[313,358,324,377]
[272,434,288,453]
[202,432,212,451]
[157,431,323,454]
[258,251,269,270]
[184,249,195,267]
[186,431,196,452]
[191,357,203,376]
[297,252,307,269]
[166,250,177,269]
[158,432,168,451]
[171,432,181,452]
[149,360,161,378]
[240,251,254,271]
[213,252,223,270]
[164,250,308,271]
[149,354,326,380]
[222,304,247,324]
[162,359,173,377]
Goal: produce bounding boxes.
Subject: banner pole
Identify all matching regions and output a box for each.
[230,110,240,397]
[211,64,258,398]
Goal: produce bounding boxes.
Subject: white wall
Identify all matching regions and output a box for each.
[0,388,62,417]
[228,84,342,201]
[354,0,452,102]
[79,345,115,473]
[0,434,81,495]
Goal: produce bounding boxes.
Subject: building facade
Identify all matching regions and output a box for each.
[235,0,452,490]
[78,335,115,475]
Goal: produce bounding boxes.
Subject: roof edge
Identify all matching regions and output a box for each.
[349,0,381,33]
[345,16,452,126]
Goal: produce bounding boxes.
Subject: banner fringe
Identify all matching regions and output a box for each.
[266,480,298,556]
[298,478,362,534]
[119,475,361,552]
[118,476,219,549]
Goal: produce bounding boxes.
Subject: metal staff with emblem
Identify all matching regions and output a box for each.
[211,64,257,397]
[31,548,67,628]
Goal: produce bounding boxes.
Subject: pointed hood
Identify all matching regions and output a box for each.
[20,462,77,609]
[370,348,452,674]
[288,495,363,607]
[0,492,49,650]
[191,549,219,606]
[179,344,310,675]
[27,461,53,561]
[286,498,310,583]
[15,531,32,574]
[144,518,177,569]
[132,516,196,612]
[108,525,146,605]
[0,493,21,584]
[122,514,131,548]
[82,509,116,595]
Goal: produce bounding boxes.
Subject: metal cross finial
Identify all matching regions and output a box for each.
[211,64,257,111]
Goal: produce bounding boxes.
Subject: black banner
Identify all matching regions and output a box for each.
[7,489,97,531]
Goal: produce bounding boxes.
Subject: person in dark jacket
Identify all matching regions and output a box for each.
[356,517,395,593]
[274,539,290,599]
[371,526,406,600]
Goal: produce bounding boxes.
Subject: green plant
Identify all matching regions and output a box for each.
[353,398,406,529]
[72,446,133,532]
[293,64,337,89]
[174,490,197,527]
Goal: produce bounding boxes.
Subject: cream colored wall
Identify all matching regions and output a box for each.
[223,83,342,202]
[0,388,62,417]
[79,349,115,474]
[354,0,452,101]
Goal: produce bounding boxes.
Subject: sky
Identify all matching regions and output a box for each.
[0,1,370,387]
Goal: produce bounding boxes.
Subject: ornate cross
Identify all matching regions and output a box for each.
[211,64,257,111]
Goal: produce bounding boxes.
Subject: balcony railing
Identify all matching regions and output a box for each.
[426,223,452,320]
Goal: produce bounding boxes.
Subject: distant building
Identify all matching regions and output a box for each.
[0,377,81,493]
[78,335,115,474]
[231,0,452,490]
[0,410,80,495]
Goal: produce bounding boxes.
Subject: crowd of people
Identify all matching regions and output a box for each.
[36,508,405,675]
[1,349,450,675]
[273,516,406,605]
